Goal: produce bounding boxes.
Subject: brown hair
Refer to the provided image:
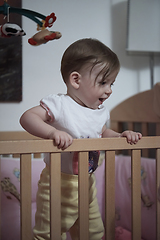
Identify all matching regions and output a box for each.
[61,38,120,83]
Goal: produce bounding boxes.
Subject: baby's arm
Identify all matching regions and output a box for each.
[102,125,142,144]
[20,105,73,150]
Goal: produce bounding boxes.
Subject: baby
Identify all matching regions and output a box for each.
[20,38,142,240]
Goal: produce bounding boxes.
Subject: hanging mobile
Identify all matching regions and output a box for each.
[0,0,62,45]
[0,1,26,37]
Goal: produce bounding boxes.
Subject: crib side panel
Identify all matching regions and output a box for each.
[0,137,160,240]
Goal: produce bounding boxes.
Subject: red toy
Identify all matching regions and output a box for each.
[28,29,62,46]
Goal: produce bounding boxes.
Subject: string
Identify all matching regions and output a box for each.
[7,6,10,22]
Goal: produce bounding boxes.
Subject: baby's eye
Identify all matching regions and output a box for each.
[100,81,107,85]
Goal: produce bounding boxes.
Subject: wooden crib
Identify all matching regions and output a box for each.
[0,83,160,240]
[0,135,160,240]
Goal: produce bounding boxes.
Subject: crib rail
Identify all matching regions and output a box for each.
[0,136,160,240]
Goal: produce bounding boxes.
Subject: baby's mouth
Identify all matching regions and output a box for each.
[99,95,108,103]
[99,98,104,104]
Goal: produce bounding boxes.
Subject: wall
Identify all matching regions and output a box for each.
[127,0,160,52]
[0,0,160,131]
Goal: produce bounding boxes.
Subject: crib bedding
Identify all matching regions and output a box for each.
[1,154,157,240]
[0,157,45,240]
[96,155,157,240]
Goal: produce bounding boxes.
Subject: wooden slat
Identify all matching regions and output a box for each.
[128,122,134,131]
[118,122,123,133]
[105,151,115,240]
[141,123,149,157]
[20,154,32,240]
[0,131,41,141]
[141,122,148,136]
[13,153,41,159]
[131,150,141,240]
[156,149,160,240]
[0,137,160,155]
[126,122,134,156]
[117,123,123,155]
[156,123,160,136]
[13,153,20,158]
[34,153,42,158]
[50,153,61,240]
[78,152,89,240]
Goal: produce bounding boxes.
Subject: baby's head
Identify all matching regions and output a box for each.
[61,38,120,85]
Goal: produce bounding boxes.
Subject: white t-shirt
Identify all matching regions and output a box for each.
[40,94,110,174]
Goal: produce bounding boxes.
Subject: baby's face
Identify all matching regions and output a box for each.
[75,64,118,109]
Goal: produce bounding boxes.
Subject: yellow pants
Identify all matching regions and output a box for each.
[33,167,104,240]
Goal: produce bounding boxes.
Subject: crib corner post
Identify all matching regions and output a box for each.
[0,155,1,240]
[156,148,160,240]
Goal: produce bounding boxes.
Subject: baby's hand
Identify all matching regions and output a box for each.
[120,130,142,144]
[49,130,73,150]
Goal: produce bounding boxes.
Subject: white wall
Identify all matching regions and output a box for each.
[0,0,160,131]
[127,0,160,52]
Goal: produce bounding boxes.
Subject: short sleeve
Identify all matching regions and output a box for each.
[40,94,62,122]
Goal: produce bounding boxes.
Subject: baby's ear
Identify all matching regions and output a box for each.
[69,72,81,89]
